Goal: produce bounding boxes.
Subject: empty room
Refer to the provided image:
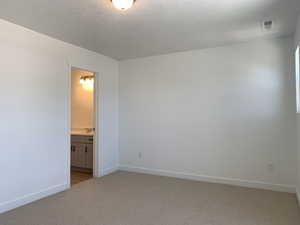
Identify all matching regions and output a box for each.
[1,0,300,225]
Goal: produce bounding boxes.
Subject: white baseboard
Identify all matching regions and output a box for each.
[119,165,296,193]
[0,183,68,214]
[103,166,119,176]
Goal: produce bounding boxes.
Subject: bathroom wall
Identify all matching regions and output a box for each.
[71,69,94,129]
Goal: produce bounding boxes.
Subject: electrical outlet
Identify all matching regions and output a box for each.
[267,163,274,172]
[138,152,142,159]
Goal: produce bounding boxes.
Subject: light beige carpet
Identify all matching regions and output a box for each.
[1,171,299,225]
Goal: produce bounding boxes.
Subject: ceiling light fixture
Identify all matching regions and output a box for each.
[111,0,135,10]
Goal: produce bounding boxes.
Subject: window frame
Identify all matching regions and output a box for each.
[295,46,300,113]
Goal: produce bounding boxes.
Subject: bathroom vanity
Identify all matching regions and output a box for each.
[71,134,93,171]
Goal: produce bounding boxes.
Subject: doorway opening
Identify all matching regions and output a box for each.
[70,68,97,186]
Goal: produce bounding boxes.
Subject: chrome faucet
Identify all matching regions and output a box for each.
[85,128,95,133]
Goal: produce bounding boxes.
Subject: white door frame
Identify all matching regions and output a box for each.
[67,65,102,188]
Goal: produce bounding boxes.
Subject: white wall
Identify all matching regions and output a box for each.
[119,37,297,192]
[71,69,94,129]
[295,15,300,202]
[0,19,119,213]
[295,16,300,48]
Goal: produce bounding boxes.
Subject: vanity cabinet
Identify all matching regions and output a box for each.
[85,144,93,169]
[71,135,93,169]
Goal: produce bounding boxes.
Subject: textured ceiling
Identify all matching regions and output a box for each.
[0,0,300,60]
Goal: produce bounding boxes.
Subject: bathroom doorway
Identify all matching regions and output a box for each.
[70,68,97,186]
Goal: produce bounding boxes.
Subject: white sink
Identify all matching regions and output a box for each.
[71,128,94,136]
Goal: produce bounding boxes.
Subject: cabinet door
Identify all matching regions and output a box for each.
[85,144,93,169]
[71,143,86,168]
[71,145,76,166]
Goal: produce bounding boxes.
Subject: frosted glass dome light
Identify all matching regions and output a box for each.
[111,0,135,10]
